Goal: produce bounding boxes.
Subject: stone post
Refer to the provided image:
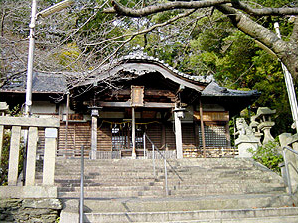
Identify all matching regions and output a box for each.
[8,126,21,185]
[25,127,38,186]
[235,136,259,158]
[43,128,58,185]
[234,118,259,158]
[279,133,298,193]
[174,107,185,159]
[90,108,99,160]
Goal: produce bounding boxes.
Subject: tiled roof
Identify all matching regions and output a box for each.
[120,50,214,83]
[202,81,260,97]
[1,72,67,93]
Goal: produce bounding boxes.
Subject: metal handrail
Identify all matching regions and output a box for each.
[80,145,84,223]
[144,133,183,196]
[282,146,298,195]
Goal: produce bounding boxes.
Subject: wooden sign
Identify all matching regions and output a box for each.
[194,111,229,121]
[131,86,144,107]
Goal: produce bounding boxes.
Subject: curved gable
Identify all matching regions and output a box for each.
[77,51,213,92]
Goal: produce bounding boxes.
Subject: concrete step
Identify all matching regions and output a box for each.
[58,190,167,199]
[83,206,298,222]
[137,215,298,223]
[58,185,164,192]
[80,194,295,213]
[57,184,285,198]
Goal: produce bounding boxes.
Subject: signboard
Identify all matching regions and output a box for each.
[131,86,144,107]
[194,111,229,122]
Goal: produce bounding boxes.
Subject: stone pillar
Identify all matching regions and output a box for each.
[279,133,298,193]
[43,128,58,185]
[258,122,275,144]
[235,135,259,158]
[8,126,21,185]
[90,108,99,160]
[25,127,38,186]
[174,107,185,159]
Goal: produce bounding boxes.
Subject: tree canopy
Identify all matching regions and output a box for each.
[0,0,297,135]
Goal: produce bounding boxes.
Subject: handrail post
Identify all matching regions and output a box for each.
[152,144,156,178]
[143,133,146,159]
[164,158,169,196]
[80,145,84,223]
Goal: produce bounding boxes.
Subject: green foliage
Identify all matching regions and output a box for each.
[248,141,283,174]
[0,130,25,186]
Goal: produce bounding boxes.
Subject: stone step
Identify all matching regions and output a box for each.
[55,158,258,169]
[83,207,298,222]
[57,182,285,195]
[51,170,281,181]
[137,216,298,223]
[80,194,295,213]
[58,190,167,199]
[58,185,164,192]
[58,184,287,199]
[55,181,163,187]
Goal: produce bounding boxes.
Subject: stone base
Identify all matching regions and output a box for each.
[235,136,259,158]
[0,198,62,222]
[0,186,57,199]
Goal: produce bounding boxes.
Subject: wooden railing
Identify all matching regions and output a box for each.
[0,116,59,198]
[183,147,238,158]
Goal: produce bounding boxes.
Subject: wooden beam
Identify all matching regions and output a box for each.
[109,89,175,98]
[97,101,175,108]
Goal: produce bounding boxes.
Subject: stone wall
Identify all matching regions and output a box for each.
[0,198,62,222]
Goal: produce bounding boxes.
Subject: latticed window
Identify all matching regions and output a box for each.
[198,125,227,147]
[111,126,143,150]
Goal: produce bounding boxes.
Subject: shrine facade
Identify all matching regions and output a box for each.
[0,51,260,158]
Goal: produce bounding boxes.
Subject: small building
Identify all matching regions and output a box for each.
[0,51,260,158]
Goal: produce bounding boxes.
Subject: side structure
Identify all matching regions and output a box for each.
[0,116,60,198]
[235,107,276,158]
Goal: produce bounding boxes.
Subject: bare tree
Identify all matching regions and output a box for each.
[104,0,298,79]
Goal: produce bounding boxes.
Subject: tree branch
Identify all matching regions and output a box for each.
[104,0,231,17]
[216,4,297,77]
[105,0,298,17]
[231,0,298,16]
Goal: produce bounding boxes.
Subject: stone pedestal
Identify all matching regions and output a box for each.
[235,135,259,158]
[258,121,275,144]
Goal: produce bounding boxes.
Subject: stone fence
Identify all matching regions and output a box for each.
[279,133,298,197]
[0,116,59,199]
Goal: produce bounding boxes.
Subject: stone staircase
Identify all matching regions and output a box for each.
[54,158,298,222]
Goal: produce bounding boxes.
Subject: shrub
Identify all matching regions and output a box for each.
[248,141,283,174]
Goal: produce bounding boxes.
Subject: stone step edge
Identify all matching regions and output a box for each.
[83,207,298,219]
[133,215,298,223]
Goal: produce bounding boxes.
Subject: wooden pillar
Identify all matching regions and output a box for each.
[199,99,206,158]
[64,92,69,157]
[174,106,183,159]
[225,121,231,147]
[132,107,136,158]
[90,113,98,160]
[0,125,4,163]
[162,123,167,150]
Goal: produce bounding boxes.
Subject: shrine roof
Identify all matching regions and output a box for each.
[0,71,67,94]
[202,81,260,98]
[0,51,260,99]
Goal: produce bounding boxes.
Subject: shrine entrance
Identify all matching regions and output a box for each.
[111,123,144,156]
